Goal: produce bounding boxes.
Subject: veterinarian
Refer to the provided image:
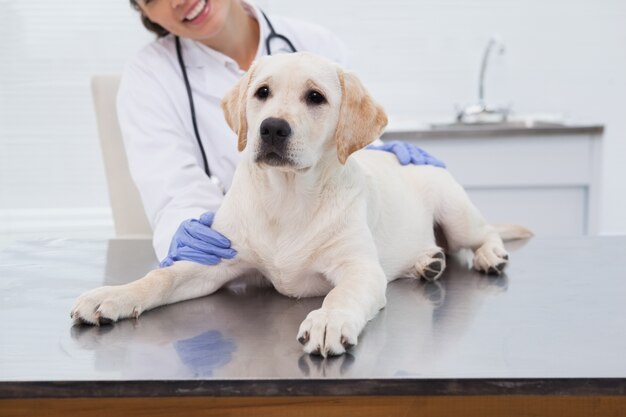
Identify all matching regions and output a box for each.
[118,0,445,266]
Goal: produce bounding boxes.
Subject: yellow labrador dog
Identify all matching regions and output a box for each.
[72,52,530,357]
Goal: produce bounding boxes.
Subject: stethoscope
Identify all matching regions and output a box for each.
[174,10,297,195]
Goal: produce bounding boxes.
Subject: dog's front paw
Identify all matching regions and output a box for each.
[473,243,509,275]
[297,309,362,357]
[71,285,143,325]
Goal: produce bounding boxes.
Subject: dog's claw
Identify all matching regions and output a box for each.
[340,335,354,350]
[100,315,114,325]
[486,262,507,275]
[93,310,113,326]
[423,263,442,280]
[298,331,309,345]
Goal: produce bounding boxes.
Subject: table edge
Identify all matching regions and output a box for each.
[1,378,624,398]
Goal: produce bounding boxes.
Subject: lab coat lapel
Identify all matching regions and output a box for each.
[178,37,239,100]
[176,2,271,100]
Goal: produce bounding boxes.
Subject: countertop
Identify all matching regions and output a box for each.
[0,237,625,398]
[382,119,604,140]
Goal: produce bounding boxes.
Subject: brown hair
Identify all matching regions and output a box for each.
[129,0,170,37]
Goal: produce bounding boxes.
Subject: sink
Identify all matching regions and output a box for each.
[429,120,567,131]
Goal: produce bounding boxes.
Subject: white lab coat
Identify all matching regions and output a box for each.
[117,2,349,261]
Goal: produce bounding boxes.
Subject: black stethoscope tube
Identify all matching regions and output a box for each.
[175,35,210,178]
[174,10,297,193]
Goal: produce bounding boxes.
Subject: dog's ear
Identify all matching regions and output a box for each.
[334,69,388,164]
[221,63,257,152]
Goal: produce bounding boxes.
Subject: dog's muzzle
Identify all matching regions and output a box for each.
[256,117,295,166]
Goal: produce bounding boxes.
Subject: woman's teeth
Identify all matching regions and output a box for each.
[185,0,206,21]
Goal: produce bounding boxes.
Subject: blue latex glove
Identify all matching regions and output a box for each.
[160,212,237,267]
[174,330,236,377]
[367,141,446,168]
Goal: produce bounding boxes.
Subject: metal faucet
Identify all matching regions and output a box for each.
[456,35,510,123]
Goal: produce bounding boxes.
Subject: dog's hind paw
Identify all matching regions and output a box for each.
[413,247,446,281]
[473,243,509,275]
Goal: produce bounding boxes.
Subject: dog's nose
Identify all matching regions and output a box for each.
[260,117,291,146]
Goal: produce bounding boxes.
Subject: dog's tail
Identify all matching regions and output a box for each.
[494,224,534,241]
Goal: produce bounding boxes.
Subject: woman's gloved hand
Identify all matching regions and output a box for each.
[367,140,446,168]
[160,212,237,267]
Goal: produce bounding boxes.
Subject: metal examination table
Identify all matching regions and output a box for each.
[1,237,625,416]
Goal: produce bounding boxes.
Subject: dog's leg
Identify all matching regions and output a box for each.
[71,260,247,325]
[297,258,387,357]
[435,181,509,275]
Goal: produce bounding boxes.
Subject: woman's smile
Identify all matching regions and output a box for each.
[183,0,211,26]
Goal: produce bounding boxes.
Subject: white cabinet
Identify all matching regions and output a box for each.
[382,128,603,237]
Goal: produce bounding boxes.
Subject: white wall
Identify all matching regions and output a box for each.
[0,0,625,241]
[0,1,152,243]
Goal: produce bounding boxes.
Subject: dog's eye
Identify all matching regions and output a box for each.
[306,90,326,105]
[255,86,270,100]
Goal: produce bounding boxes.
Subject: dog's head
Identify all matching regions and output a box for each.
[221,52,387,171]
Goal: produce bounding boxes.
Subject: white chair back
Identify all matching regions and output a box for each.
[91,75,152,237]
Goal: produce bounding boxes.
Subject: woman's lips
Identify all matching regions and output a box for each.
[185,0,211,26]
